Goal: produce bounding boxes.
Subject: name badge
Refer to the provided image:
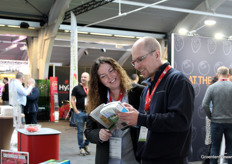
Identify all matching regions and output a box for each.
[84,97,88,105]
[139,126,148,142]
[109,137,122,159]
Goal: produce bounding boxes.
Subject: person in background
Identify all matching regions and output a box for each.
[24,78,40,124]
[2,77,9,105]
[229,68,232,82]
[131,73,139,84]
[202,75,218,164]
[118,37,195,164]
[202,66,232,164]
[85,56,144,164]
[71,72,90,156]
[10,72,33,124]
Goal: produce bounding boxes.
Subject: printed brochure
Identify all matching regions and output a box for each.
[90,101,128,131]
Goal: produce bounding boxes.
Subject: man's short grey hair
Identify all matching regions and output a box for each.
[16,72,24,79]
[28,78,36,84]
[217,66,229,76]
[143,37,161,52]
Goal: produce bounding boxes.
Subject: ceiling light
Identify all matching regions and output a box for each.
[114,35,135,38]
[7,25,20,28]
[204,20,216,26]
[214,33,224,40]
[115,44,123,49]
[12,35,27,43]
[20,45,27,51]
[5,44,17,51]
[90,33,112,36]
[178,28,188,35]
[78,31,89,34]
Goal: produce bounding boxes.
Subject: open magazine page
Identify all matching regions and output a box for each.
[90,104,115,130]
[90,101,129,131]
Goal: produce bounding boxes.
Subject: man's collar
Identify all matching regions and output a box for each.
[150,62,170,83]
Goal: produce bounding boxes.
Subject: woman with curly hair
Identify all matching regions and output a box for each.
[85,56,144,164]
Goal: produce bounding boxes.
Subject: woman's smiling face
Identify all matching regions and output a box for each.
[97,63,121,90]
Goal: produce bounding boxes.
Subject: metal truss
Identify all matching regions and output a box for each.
[64,0,114,20]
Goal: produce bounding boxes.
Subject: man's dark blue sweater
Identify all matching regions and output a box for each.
[137,63,195,164]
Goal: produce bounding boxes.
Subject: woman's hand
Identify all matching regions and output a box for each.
[99,129,112,141]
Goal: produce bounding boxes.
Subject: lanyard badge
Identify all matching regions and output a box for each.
[144,65,172,113]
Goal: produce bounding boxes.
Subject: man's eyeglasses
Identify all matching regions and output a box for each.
[131,50,156,67]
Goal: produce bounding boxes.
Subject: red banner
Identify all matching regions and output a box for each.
[49,77,58,122]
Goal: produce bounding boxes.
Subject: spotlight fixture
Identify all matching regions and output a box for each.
[214,33,224,40]
[20,22,30,29]
[84,50,89,55]
[179,19,217,36]
[178,28,188,35]
[204,20,216,26]
[101,48,106,53]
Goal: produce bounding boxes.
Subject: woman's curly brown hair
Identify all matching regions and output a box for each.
[86,56,132,114]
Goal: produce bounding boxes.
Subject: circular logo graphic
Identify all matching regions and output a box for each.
[193,82,200,98]
[207,39,217,55]
[52,81,57,88]
[181,59,194,75]
[191,37,201,54]
[223,40,232,56]
[198,60,210,76]
[214,61,224,74]
[174,35,184,52]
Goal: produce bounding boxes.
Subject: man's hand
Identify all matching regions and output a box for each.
[117,103,139,126]
[74,109,80,114]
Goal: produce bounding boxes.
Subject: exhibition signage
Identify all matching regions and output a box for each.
[1,150,29,164]
[56,66,70,107]
[172,34,232,161]
[49,77,58,122]
[0,60,29,74]
[70,11,78,106]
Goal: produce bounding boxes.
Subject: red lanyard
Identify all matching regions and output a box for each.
[81,83,88,95]
[145,65,172,112]
[218,79,228,81]
[109,90,123,102]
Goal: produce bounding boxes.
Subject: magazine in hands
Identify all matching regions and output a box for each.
[90,101,129,131]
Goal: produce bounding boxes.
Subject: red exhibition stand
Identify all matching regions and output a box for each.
[18,128,61,164]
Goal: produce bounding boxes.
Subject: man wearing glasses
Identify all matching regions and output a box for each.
[118,37,195,164]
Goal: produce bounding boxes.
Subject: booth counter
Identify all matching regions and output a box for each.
[18,128,61,164]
